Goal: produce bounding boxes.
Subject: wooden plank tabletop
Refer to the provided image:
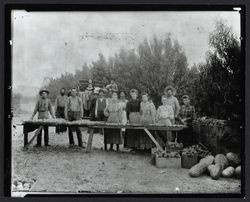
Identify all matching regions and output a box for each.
[20,120,187,131]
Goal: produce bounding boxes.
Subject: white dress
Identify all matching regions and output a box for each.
[118,99,128,125]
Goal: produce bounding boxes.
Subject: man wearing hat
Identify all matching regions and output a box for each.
[161,86,180,142]
[30,88,55,147]
[163,86,180,120]
[179,95,196,125]
[178,94,196,146]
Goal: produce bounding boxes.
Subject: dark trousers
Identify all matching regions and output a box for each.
[55,106,67,133]
[97,111,106,134]
[97,110,106,121]
[37,126,49,146]
[84,109,90,117]
[68,111,82,146]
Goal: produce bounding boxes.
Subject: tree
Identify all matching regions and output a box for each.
[195,20,242,120]
[91,53,108,82]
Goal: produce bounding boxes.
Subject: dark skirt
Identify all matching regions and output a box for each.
[55,106,67,133]
[124,112,141,148]
[104,129,123,145]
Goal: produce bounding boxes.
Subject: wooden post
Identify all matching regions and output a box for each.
[86,127,94,153]
[144,128,163,151]
[24,132,28,147]
[24,126,43,149]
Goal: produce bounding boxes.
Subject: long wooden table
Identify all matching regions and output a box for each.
[20,119,187,152]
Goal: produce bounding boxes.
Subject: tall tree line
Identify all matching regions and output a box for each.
[45,20,242,121]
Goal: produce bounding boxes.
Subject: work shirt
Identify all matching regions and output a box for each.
[32,98,54,119]
[106,83,118,92]
[55,95,67,110]
[79,91,90,110]
[179,104,196,124]
[66,96,83,112]
[162,95,180,116]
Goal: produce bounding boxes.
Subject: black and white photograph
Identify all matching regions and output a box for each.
[10,8,244,196]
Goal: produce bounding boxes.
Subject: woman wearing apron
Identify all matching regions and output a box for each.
[104,92,122,151]
[124,89,141,150]
[118,91,128,125]
[139,92,157,149]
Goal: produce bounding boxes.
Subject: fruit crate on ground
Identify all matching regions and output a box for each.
[155,155,181,169]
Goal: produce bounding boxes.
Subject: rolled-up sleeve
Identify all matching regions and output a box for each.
[48,100,55,117]
[175,97,180,116]
[150,103,156,123]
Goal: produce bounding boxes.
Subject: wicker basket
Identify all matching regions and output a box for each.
[181,153,198,169]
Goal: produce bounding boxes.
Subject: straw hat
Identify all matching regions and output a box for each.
[164,86,176,95]
[129,89,138,95]
[39,89,49,96]
[182,95,190,99]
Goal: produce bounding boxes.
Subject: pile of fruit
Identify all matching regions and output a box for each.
[188,152,241,180]
[166,141,183,152]
[183,144,211,159]
[12,178,36,192]
[23,118,67,123]
[194,117,227,126]
[182,147,198,157]
[152,148,181,158]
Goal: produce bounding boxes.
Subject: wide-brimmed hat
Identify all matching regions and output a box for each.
[164,86,176,95]
[87,86,94,91]
[182,95,190,99]
[130,89,138,95]
[39,89,49,96]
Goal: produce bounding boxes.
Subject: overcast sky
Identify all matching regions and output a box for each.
[12,10,241,96]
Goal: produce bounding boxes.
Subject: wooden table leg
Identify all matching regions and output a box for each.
[86,127,94,153]
[24,126,43,149]
[24,132,28,147]
[144,128,163,151]
[175,131,178,142]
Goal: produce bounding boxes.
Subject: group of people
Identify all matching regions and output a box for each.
[31,81,196,150]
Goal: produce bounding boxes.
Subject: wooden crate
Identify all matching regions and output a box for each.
[155,156,181,168]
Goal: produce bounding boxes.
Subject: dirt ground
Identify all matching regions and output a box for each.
[11,113,241,196]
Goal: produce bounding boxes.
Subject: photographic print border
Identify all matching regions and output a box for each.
[1,1,247,199]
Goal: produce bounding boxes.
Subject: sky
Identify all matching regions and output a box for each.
[12,10,241,96]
